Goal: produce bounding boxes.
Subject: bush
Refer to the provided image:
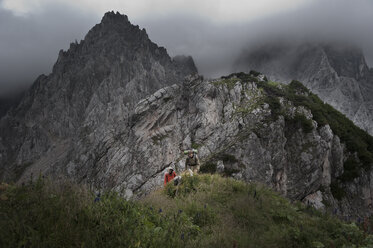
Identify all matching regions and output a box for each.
[200,162,217,174]
[223,168,240,177]
[249,70,261,77]
[217,154,238,163]
[287,113,314,133]
[339,158,360,181]
[165,175,200,198]
[330,182,346,200]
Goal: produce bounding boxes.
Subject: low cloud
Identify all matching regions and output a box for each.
[0,0,373,96]
[0,1,99,96]
[138,0,373,78]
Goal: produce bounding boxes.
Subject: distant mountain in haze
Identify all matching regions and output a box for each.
[234,42,373,135]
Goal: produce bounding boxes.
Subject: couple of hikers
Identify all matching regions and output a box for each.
[164,149,200,186]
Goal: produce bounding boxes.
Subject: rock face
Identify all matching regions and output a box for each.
[0,11,197,180]
[104,73,373,219]
[234,42,373,135]
[45,71,372,219]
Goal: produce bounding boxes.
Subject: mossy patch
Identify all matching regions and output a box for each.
[211,78,240,90]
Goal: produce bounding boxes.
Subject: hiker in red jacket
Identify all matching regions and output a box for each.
[164,167,177,186]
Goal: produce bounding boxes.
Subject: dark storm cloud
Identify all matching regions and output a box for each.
[0,1,98,96]
[137,0,373,77]
[1,0,373,96]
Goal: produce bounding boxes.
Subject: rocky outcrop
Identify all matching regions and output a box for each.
[234,42,373,135]
[0,11,197,180]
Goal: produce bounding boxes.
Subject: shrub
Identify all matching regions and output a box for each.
[165,175,200,198]
[217,154,238,163]
[223,168,240,177]
[191,143,202,149]
[330,182,346,200]
[200,162,217,174]
[292,113,314,133]
[249,70,261,77]
[339,158,360,181]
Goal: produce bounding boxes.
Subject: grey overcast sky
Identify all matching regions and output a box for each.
[0,0,373,96]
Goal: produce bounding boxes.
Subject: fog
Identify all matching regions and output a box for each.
[0,0,98,96]
[0,0,373,96]
[138,0,373,78]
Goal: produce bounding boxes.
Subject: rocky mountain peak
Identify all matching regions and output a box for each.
[88,10,149,43]
[0,12,197,182]
[54,11,163,74]
[101,10,129,23]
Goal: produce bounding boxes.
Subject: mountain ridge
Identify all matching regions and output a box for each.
[1,12,373,220]
[234,42,373,135]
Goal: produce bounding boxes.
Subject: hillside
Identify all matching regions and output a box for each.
[1,12,373,221]
[1,175,372,248]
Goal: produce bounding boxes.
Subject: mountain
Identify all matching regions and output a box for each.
[233,42,373,135]
[0,11,197,181]
[0,92,23,118]
[1,12,373,220]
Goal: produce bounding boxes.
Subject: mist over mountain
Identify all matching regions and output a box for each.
[233,41,373,135]
[1,0,373,95]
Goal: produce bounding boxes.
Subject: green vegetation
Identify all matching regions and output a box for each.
[330,181,346,201]
[199,162,217,174]
[0,178,197,248]
[145,174,373,247]
[285,113,314,134]
[1,175,373,247]
[252,76,373,181]
[339,158,361,182]
[211,78,240,90]
[221,71,264,83]
[191,143,202,150]
[285,81,373,173]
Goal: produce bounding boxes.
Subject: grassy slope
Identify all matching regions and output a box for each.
[1,175,373,248]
